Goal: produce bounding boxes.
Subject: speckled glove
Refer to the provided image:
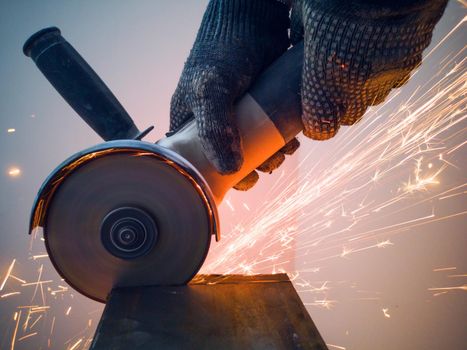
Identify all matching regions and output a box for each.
[170,0,291,182]
[290,0,448,140]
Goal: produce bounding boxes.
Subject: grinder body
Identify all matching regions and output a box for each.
[25,27,303,302]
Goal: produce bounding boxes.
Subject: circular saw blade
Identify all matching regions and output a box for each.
[44,150,212,302]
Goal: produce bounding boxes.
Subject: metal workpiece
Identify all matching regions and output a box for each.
[91,274,328,350]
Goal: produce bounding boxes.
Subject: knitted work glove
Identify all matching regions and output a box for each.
[170,0,290,175]
[233,137,300,191]
[291,0,448,140]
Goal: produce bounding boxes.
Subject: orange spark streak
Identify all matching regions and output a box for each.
[327,344,347,350]
[9,275,26,284]
[31,264,44,302]
[31,254,48,260]
[17,332,38,342]
[69,338,83,350]
[1,259,16,291]
[50,316,55,336]
[10,310,21,350]
[1,292,21,298]
[433,266,457,272]
[428,285,467,292]
[22,280,53,286]
[29,315,42,330]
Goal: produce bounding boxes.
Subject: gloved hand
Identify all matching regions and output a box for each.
[290,0,447,140]
[170,0,292,182]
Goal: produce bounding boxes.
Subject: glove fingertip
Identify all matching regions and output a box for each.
[233,171,259,191]
[281,137,300,155]
[257,152,285,173]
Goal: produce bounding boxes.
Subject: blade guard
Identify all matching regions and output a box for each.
[29,140,220,242]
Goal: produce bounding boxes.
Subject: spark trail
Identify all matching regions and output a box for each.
[203,14,467,309]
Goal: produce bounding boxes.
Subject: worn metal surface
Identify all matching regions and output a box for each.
[91,274,328,350]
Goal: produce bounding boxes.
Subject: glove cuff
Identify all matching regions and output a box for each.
[197,0,290,43]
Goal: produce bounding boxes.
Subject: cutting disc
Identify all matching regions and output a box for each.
[43,146,213,302]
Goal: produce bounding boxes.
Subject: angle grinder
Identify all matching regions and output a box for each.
[24,27,303,302]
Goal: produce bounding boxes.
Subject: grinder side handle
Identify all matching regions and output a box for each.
[24,27,140,141]
[158,43,304,204]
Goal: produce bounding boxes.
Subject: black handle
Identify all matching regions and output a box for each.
[23,27,140,141]
[248,42,304,143]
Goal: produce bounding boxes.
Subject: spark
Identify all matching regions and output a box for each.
[1,292,21,298]
[21,280,53,286]
[8,167,21,177]
[31,254,48,260]
[225,198,235,211]
[66,306,72,316]
[428,285,467,292]
[382,308,391,318]
[69,338,83,350]
[433,266,457,272]
[11,310,21,350]
[1,259,16,291]
[30,306,50,312]
[376,240,394,248]
[9,275,26,284]
[50,316,55,336]
[7,128,16,133]
[29,315,43,329]
[305,299,337,310]
[327,344,347,350]
[17,332,38,342]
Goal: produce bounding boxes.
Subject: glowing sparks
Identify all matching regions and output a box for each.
[225,198,235,211]
[1,292,21,298]
[7,167,21,177]
[1,259,16,291]
[327,344,347,350]
[31,254,48,260]
[7,128,16,133]
[11,310,21,350]
[66,306,72,315]
[305,299,337,310]
[69,338,83,350]
[17,332,37,342]
[433,266,457,272]
[200,20,467,345]
[428,285,467,292]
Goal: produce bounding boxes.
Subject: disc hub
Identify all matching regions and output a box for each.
[101,207,157,259]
